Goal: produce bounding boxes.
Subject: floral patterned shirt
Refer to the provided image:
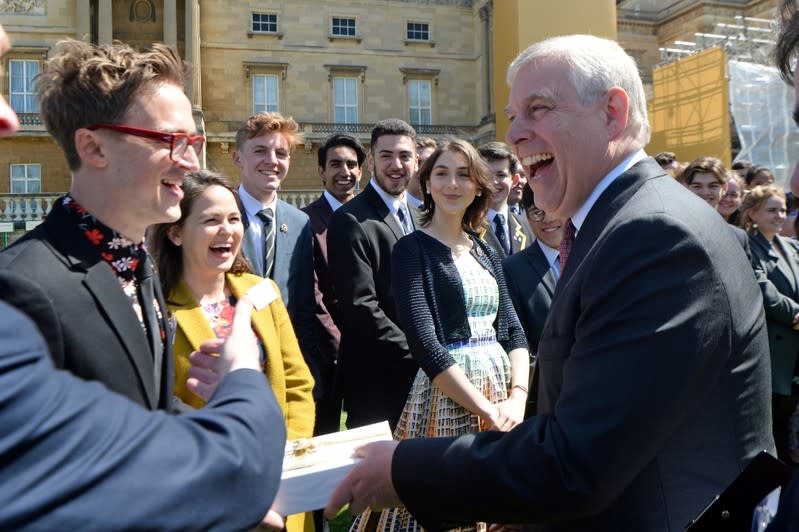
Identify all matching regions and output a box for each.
[62,194,165,348]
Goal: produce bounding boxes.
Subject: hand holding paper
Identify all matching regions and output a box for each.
[324,439,401,518]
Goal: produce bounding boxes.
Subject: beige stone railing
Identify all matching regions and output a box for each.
[0,193,61,223]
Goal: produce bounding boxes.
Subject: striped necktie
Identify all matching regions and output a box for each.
[257,207,275,277]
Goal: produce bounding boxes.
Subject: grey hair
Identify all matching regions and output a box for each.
[507,34,650,146]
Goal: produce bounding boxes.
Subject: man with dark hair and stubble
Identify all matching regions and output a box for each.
[327,119,420,430]
[302,133,367,437]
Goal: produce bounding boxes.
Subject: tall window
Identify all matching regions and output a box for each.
[9,60,39,114]
[332,17,356,37]
[408,80,432,125]
[10,164,41,194]
[252,13,278,33]
[407,22,430,41]
[333,77,358,124]
[253,74,279,113]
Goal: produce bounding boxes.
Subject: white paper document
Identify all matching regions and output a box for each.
[271,421,393,515]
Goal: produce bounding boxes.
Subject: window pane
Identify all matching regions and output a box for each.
[11,181,24,194]
[409,80,419,104]
[419,81,431,107]
[10,165,24,179]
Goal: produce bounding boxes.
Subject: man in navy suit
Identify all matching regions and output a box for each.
[234,112,318,394]
[302,133,366,436]
[327,119,420,430]
[326,34,772,531]
[502,184,563,417]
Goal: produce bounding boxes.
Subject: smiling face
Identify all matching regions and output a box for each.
[485,158,514,211]
[718,178,742,219]
[506,59,615,220]
[234,131,290,204]
[687,172,725,209]
[427,150,477,222]
[509,169,527,206]
[368,134,417,197]
[750,195,787,241]
[320,145,362,203]
[171,184,244,279]
[94,83,200,238]
[528,206,564,250]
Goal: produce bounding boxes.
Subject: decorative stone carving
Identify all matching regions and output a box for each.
[0,0,45,14]
[129,0,156,23]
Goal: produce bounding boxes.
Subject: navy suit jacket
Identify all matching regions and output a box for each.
[0,295,285,531]
[327,184,419,429]
[0,198,178,411]
[241,197,320,396]
[502,241,557,416]
[392,157,774,531]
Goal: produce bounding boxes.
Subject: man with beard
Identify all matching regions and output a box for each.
[327,119,419,430]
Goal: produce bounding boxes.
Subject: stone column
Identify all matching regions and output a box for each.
[164,0,177,47]
[185,0,202,108]
[76,0,90,41]
[98,0,113,44]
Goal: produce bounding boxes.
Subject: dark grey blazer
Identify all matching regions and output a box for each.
[0,198,176,411]
[241,197,320,397]
[327,183,419,430]
[479,211,533,259]
[391,157,774,531]
[749,230,799,395]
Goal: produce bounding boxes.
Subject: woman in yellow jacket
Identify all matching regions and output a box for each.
[149,170,315,532]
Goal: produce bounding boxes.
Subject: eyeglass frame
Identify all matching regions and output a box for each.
[86,123,205,162]
[526,206,546,222]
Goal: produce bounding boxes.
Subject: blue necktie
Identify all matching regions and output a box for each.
[398,204,412,235]
[494,213,510,255]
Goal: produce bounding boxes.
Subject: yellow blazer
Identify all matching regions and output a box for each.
[168,273,315,532]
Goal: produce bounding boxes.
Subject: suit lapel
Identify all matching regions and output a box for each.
[528,242,557,296]
[773,237,799,296]
[365,184,404,241]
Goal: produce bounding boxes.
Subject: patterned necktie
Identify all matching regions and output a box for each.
[494,213,510,255]
[256,207,275,277]
[397,204,412,235]
[559,218,576,272]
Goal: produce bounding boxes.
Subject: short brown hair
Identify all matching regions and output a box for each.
[148,170,252,298]
[416,136,437,151]
[682,156,728,186]
[478,141,521,175]
[235,112,304,151]
[37,39,189,170]
[418,138,494,232]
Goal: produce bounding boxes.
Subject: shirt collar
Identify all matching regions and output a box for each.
[323,190,344,212]
[62,194,147,282]
[571,149,647,234]
[238,185,276,218]
[488,207,510,223]
[536,238,560,267]
[370,179,407,214]
[406,192,423,209]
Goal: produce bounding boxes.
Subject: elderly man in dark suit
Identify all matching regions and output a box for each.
[302,133,366,436]
[0,39,200,412]
[326,34,773,531]
[502,184,563,417]
[327,119,420,430]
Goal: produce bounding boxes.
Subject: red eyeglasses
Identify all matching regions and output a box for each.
[87,124,206,162]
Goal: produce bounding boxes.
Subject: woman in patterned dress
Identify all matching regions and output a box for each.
[351,139,530,532]
[148,170,315,532]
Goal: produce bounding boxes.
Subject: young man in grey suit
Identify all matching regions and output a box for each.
[502,184,564,417]
[327,119,420,430]
[478,141,533,258]
[234,112,318,397]
[0,38,200,412]
[327,34,773,531]
[302,133,366,436]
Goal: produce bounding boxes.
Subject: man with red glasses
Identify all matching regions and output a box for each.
[0,39,203,412]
